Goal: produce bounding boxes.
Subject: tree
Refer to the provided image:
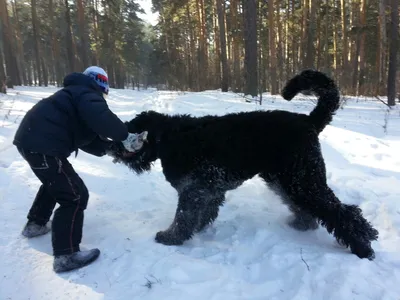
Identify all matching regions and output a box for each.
[268,0,278,94]
[243,0,258,96]
[216,0,229,92]
[387,0,398,106]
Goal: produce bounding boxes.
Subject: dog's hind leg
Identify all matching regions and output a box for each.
[155,187,217,245]
[288,185,378,260]
[260,172,318,231]
[278,147,378,260]
[194,193,225,233]
[286,203,319,231]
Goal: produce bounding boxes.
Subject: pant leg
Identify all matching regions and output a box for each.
[17,147,89,256]
[17,147,57,225]
[27,184,57,226]
[51,157,89,256]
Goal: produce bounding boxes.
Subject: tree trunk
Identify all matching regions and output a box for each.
[65,0,76,72]
[77,0,90,68]
[323,0,329,73]
[231,0,241,92]
[92,0,100,65]
[49,0,62,86]
[340,0,348,90]
[387,0,398,106]
[12,0,26,85]
[268,0,278,94]
[243,0,258,97]
[351,1,360,94]
[276,0,284,87]
[376,0,387,95]
[304,0,316,68]
[213,5,221,89]
[358,0,367,95]
[301,0,309,63]
[0,38,6,93]
[31,0,42,86]
[216,0,229,92]
[0,0,19,87]
[186,3,195,90]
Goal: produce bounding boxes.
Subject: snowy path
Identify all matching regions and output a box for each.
[0,87,399,300]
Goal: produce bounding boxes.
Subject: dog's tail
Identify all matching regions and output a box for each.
[281,69,340,133]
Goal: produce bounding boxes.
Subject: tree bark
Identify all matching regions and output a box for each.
[0,0,19,87]
[0,36,6,93]
[376,0,387,95]
[340,0,348,90]
[243,0,258,97]
[216,0,229,92]
[387,0,398,106]
[231,0,241,92]
[268,0,278,94]
[77,0,90,68]
[31,0,42,85]
[358,0,367,95]
[65,0,76,72]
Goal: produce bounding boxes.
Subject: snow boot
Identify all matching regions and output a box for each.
[21,220,51,238]
[53,249,100,273]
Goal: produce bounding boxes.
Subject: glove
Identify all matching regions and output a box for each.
[121,131,148,152]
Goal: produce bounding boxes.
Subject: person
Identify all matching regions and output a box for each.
[13,66,148,273]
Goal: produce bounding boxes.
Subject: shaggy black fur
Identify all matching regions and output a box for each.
[108,70,379,260]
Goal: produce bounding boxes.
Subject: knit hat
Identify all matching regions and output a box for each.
[83,66,109,95]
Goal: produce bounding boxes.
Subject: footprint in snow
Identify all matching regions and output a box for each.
[0,161,10,168]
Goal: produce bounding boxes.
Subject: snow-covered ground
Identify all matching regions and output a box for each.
[0,86,399,300]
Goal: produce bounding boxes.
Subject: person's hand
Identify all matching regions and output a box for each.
[121,131,148,152]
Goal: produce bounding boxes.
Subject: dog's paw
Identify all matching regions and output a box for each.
[350,241,376,260]
[155,230,184,246]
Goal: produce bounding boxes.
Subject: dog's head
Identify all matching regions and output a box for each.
[107,110,168,174]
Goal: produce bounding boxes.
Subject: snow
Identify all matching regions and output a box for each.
[0,86,400,300]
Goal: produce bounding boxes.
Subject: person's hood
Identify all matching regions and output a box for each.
[63,72,104,95]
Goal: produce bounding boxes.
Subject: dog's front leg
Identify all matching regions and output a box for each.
[155,188,209,246]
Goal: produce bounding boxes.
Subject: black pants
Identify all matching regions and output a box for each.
[17,147,89,256]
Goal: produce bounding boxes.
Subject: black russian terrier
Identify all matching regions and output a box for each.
[108,70,378,260]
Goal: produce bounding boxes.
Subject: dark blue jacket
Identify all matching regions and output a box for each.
[13,72,129,157]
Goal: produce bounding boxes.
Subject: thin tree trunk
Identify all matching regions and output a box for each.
[31,0,42,86]
[65,0,76,72]
[377,0,387,95]
[77,0,90,68]
[186,3,194,90]
[92,0,100,65]
[276,0,284,87]
[49,0,62,86]
[0,0,19,87]
[387,0,398,106]
[213,4,221,89]
[0,36,6,93]
[231,0,240,92]
[358,0,367,95]
[216,0,229,92]
[301,0,309,63]
[12,0,26,85]
[243,0,258,96]
[268,0,278,94]
[323,0,329,73]
[304,0,316,68]
[340,0,348,90]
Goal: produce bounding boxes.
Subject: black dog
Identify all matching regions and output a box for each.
[108,70,378,260]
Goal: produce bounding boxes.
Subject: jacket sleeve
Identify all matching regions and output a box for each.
[79,136,113,157]
[77,90,129,141]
